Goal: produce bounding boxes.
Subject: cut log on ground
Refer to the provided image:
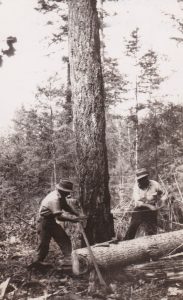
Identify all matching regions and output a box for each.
[72,229,183,275]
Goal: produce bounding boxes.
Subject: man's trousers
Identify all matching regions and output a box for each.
[124,206,158,240]
[36,216,72,262]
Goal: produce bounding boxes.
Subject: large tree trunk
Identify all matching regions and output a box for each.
[68,0,114,245]
[72,230,183,274]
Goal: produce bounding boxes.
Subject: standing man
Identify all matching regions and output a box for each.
[124,168,167,240]
[33,179,86,265]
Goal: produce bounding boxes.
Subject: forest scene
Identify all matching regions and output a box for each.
[1,0,183,299]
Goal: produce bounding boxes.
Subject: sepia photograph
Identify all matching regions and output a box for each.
[0,0,183,299]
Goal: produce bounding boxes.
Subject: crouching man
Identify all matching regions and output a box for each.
[33,179,86,265]
[124,168,167,240]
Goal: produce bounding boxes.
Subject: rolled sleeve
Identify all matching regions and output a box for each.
[39,191,62,217]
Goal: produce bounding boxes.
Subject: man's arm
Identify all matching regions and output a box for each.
[140,203,158,211]
[55,213,80,223]
[61,197,81,216]
[62,201,79,216]
[155,183,168,209]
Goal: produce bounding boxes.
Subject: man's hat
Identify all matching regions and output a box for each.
[56,179,73,193]
[136,168,149,180]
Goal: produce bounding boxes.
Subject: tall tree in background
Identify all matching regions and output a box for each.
[35,77,61,188]
[139,49,165,179]
[34,76,76,184]
[169,0,183,44]
[10,76,76,199]
[103,57,128,107]
[125,28,141,171]
[139,50,164,100]
[68,0,114,244]
[62,57,73,124]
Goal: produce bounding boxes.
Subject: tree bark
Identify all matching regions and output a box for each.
[72,229,183,274]
[68,0,114,245]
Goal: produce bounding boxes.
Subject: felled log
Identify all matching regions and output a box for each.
[72,229,183,275]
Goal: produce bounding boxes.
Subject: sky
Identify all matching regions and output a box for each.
[104,0,183,112]
[0,0,183,132]
[0,0,67,132]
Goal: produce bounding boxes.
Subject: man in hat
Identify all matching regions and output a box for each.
[33,179,86,265]
[124,168,167,240]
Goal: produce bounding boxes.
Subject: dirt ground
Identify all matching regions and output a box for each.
[1,221,183,300]
[1,237,182,300]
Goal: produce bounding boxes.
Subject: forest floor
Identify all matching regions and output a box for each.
[0,222,183,300]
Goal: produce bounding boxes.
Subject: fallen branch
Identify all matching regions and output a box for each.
[28,288,65,300]
[120,252,183,283]
[15,215,36,230]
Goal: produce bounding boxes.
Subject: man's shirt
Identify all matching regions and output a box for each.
[133,180,167,208]
[39,190,64,217]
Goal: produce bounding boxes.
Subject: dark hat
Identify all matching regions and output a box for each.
[136,168,149,180]
[56,179,73,193]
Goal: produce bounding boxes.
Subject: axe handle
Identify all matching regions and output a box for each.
[79,223,107,287]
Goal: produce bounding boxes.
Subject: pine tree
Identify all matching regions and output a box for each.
[124,28,141,171]
[139,49,165,178]
[68,0,114,244]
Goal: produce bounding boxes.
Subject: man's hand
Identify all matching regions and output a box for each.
[136,200,146,207]
[71,215,87,223]
[141,197,147,202]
